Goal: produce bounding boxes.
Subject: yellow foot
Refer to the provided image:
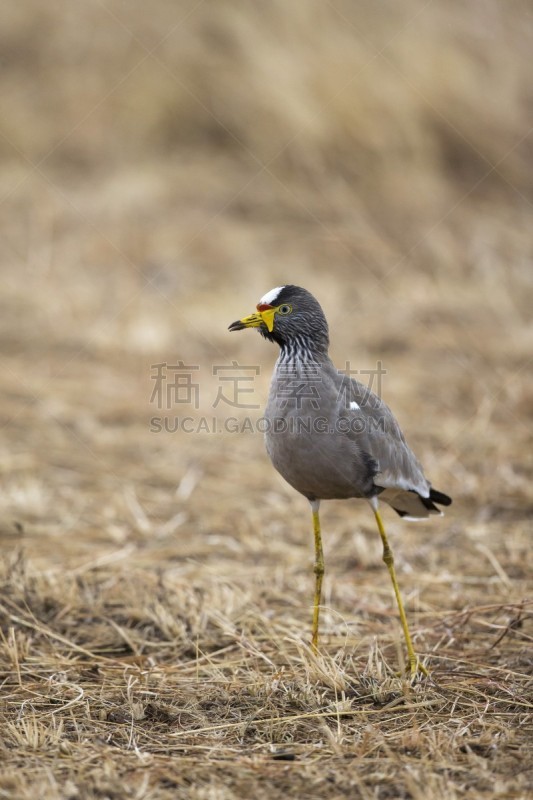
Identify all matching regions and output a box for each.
[408,658,430,679]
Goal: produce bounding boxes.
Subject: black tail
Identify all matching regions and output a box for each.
[429,488,452,507]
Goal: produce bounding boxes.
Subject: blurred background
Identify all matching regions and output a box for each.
[1,1,532,585]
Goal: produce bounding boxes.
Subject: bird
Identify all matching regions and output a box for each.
[229,285,451,676]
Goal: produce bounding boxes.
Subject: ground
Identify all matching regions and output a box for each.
[0,2,532,798]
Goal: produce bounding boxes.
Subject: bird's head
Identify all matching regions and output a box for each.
[228,285,329,354]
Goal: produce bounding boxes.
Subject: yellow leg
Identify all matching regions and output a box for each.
[373,505,428,677]
[310,500,324,651]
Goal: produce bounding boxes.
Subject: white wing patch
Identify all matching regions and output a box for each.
[259,286,285,306]
[350,401,360,410]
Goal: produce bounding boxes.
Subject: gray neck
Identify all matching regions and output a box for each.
[278,336,330,365]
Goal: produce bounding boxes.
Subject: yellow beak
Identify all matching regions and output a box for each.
[228,307,276,333]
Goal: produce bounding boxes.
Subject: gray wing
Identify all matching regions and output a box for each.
[345,377,430,497]
[333,374,453,517]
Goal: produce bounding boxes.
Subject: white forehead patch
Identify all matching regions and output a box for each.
[259,286,285,306]
[350,401,360,411]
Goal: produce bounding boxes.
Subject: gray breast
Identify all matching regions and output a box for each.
[264,357,378,500]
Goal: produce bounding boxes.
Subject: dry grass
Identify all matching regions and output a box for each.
[1,1,533,797]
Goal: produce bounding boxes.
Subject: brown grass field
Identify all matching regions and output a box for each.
[1,2,533,797]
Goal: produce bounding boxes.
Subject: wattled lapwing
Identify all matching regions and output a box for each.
[229,285,451,676]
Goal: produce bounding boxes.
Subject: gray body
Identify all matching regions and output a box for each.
[265,353,431,515]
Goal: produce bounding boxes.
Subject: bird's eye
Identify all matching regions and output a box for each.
[277,304,292,315]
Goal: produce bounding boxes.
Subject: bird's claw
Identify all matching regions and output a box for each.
[408,658,430,679]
